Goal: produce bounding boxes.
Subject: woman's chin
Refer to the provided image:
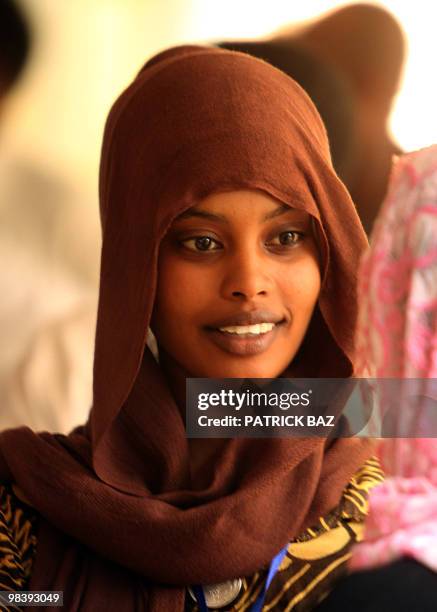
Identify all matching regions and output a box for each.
[197,360,288,380]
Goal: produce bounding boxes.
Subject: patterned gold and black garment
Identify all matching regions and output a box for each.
[0,457,383,612]
[0,484,37,611]
[185,457,384,612]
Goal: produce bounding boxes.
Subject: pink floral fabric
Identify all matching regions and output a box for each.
[350,145,437,571]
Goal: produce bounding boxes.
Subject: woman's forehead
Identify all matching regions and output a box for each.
[175,190,313,223]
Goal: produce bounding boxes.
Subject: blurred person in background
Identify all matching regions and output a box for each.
[0,0,98,432]
[317,145,437,610]
[222,3,406,236]
[0,0,29,103]
[292,3,406,235]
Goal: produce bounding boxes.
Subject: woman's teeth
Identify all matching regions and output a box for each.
[218,322,276,335]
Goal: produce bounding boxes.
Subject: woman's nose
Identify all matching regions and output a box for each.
[219,249,273,301]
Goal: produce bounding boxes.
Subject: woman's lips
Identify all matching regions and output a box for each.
[205,321,284,356]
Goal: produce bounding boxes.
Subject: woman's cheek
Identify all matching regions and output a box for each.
[158,259,214,326]
[280,260,321,313]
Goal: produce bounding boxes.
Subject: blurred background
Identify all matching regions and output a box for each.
[0,0,435,432]
[4,0,436,198]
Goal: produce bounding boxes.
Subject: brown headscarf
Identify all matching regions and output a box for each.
[0,46,372,610]
[217,39,355,189]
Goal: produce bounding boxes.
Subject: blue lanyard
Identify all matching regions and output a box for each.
[192,544,288,612]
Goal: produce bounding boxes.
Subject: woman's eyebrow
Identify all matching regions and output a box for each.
[264,203,296,220]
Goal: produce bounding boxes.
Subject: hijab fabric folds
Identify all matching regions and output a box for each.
[0,46,372,610]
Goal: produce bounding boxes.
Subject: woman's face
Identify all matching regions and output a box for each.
[151,190,321,379]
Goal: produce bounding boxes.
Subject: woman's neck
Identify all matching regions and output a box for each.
[158,346,227,485]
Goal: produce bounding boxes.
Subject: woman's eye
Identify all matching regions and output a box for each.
[268,231,304,247]
[181,236,222,252]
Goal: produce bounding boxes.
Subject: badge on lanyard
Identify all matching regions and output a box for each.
[188,579,242,608]
[189,544,288,611]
